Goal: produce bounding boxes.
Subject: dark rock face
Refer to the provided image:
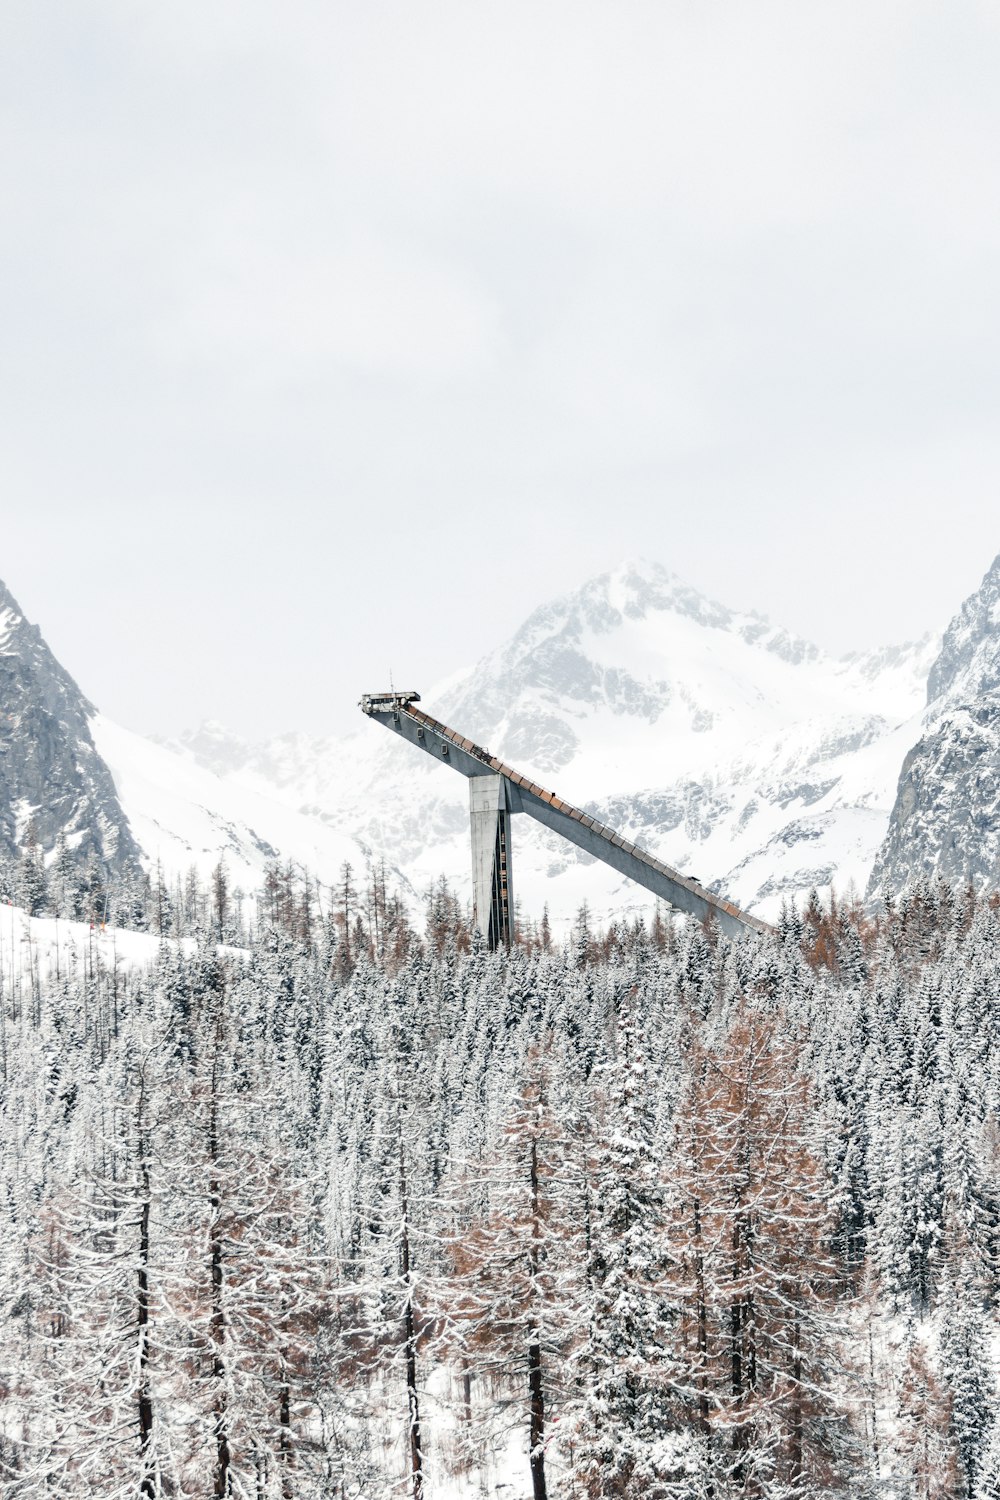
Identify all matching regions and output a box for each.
[0,580,142,877]
[870,555,1000,896]
[925,554,1000,705]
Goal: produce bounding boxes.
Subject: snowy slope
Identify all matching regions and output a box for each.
[0,898,193,985]
[169,562,938,927]
[89,715,407,898]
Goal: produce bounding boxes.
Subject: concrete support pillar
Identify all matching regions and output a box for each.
[470,774,513,950]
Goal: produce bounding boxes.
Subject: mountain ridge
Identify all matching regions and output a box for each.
[13,556,1000,930]
[168,560,939,925]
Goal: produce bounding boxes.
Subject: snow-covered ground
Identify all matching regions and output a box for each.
[91,714,412,899]
[0,900,163,982]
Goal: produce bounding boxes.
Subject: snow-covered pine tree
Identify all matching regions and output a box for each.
[157,958,331,1496]
[572,990,681,1499]
[668,1004,856,1496]
[448,1045,589,1500]
[892,1337,961,1499]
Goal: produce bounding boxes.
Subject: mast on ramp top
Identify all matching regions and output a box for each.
[359,691,773,949]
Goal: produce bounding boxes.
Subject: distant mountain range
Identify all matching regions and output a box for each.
[3,555,1000,927]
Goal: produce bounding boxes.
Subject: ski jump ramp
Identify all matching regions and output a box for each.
[360,691,773,948]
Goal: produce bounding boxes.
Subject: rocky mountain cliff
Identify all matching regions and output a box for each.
[0,580,142,880]
[869,554,1000,896]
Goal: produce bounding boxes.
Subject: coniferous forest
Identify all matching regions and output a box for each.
[2,864,1000,1498]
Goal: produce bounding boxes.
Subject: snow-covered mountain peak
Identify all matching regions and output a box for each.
[0,576,27,622]
[499,559,818,664]
[925,553,1000,707]
[175,719,254,777]
[0,579,27,653]
[0,605,19,654]
[0,578,92,698]
[0,575,140,881]
[431,563,928,808]
[870,554,1000,897]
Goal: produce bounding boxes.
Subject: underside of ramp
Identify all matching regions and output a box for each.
[360,691,773,947]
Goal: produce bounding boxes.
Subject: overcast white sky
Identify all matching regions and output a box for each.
[2,1,999,739]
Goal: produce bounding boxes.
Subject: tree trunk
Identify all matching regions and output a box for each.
[137,1077,155,1500]
[693,1196,714,1496]
[528,1336,548,1500]
[211,1190,230,1495]
[868,1321,880,1479]
[138,1190,155,1498]
[398,1133,423,1500]
[789,1315,803,1488]
[528,1137,548,1500]
[209,1023,231,1499]
[730,1212,747,1485]
[279,1372,293,1500]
